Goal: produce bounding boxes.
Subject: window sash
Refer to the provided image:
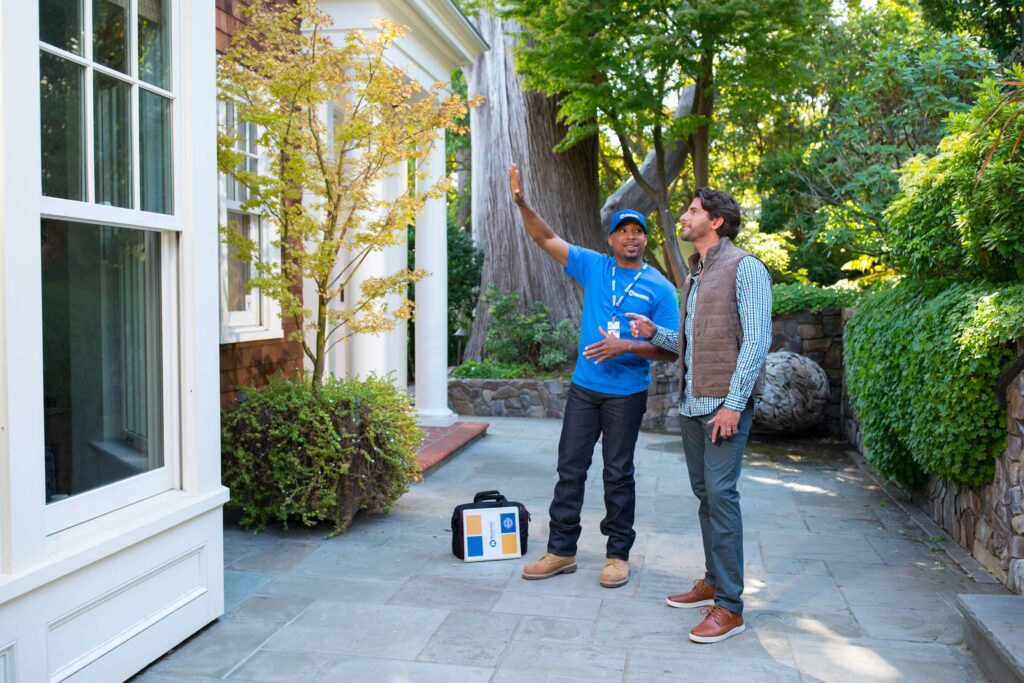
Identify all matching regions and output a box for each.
[225,210,261,326]
[43,228,180,534]
[39,0,177,218]
[37,0,183,534]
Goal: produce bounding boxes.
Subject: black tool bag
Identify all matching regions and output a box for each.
[451,490,531,560]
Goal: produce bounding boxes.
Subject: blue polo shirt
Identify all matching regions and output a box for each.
[565,245,680,395]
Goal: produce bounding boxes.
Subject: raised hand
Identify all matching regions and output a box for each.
[625,312,656,340]
[509,163,525,205]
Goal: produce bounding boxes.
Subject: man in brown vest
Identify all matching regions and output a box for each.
[628,188,772,643]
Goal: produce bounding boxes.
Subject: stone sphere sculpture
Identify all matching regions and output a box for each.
[753,351,829,432]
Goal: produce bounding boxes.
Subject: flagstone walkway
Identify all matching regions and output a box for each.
[134,417,1008,682]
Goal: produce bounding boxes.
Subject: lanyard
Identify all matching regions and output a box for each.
[610,263,648,320]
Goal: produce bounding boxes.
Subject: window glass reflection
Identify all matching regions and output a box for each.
[140,90,172,213]
[94,0,130,74]
[40,0,83,54]
[139,0,170,89]
[94,73,132,208]
[41,52,86,201]
[226,211,258,314]
[42,219,164,503]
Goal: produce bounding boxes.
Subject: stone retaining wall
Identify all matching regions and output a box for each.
[449,308,847,435]
[447,378,570,419]
[843,340,1024,592]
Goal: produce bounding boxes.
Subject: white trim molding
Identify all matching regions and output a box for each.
[0,0,226,681]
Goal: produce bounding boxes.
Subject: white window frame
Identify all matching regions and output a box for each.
[38,0,183,534]
[218,99,283,344]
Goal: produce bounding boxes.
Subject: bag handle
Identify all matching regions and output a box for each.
[473,490,507,504]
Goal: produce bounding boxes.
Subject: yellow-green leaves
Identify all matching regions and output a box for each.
[217,1,480,386]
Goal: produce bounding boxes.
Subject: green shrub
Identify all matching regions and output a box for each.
[845,280,1024,489]
[482,287,577,372]
[222,374,423,533]
[886,72,1024,282]
[451,359,532,379]
[736,226,807,284]
[772,282,862,315]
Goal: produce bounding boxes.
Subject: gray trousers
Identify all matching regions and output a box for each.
[679,401,754,615]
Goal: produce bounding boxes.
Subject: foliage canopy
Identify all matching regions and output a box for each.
[218,0,477,386]
[496,0,829,286]
[885,67,1024,282]
[756,2,997,283]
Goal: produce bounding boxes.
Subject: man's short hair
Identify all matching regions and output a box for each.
[694,187,741,240]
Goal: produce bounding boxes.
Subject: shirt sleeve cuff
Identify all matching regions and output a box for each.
[650,325,677,352]
[723,394,749,412]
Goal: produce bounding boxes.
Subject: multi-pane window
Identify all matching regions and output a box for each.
[40,0,173,213]
[39,0,175,510]
[225,101,258,205]
[220,100,280,339]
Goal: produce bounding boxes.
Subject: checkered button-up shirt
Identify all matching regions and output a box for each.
[651,255,772,417]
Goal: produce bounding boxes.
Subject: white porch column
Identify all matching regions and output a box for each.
[415,133,453,418]
[345,162,407,381]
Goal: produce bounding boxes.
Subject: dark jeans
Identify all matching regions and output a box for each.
[679,401,754,615]
[547,383,648,561]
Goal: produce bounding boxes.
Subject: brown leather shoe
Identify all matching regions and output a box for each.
[599,558,629,588]
[666,579,715,608]
[522,552,577,580]
[688,604,745,643]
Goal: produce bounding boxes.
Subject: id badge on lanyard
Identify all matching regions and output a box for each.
[609,264,647,339]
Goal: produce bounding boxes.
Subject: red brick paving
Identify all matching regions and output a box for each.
[416,421,489,473]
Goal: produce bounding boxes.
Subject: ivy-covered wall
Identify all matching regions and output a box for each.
[845,340,1024,591]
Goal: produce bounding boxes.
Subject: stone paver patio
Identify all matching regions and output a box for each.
[134,417,1009,682]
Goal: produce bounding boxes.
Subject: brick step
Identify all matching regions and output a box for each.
[959,594,1024,683]
[416,421,489,474]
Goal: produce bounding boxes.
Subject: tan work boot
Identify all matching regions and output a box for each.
[689,604,745,643]
[522,552,577,580]
[599,558,630,588]
[666,578,715,608]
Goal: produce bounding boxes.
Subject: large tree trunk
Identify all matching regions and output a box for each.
[464,11,603,360]
[690,53,715,189]
[454,143,472,229]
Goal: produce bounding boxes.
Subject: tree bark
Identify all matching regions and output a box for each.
[454,143,472,229]
[464,10,603,360]
[690,52,715,189]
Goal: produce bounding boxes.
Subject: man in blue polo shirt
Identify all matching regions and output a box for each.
[509,164,679,589]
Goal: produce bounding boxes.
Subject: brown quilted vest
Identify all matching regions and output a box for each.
[678,237,766,400]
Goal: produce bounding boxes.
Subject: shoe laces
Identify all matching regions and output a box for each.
[700,604,728,624]
[694,578,712,592]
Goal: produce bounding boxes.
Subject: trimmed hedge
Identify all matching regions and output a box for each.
[451,359,532,379]
[845,280,1024,489]
[222,374,423,533]
[772,282,862,315]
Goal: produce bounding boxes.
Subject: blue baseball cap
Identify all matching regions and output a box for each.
[609,209,647,234]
